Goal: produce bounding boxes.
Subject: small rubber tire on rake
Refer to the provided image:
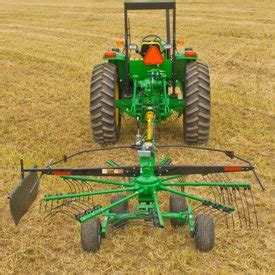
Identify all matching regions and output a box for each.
[169,194,187,227]
[195,214,215,252]
[90,63,121,144]
[183,61,211,145]
[81,217,101,252]
[110,195,129,228]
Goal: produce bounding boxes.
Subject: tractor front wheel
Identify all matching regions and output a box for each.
[183,62,211,144]
[81,217,101,252]
[195,214,215,252]
[90,63,121,144]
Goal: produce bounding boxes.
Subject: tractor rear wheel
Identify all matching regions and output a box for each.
[183,62,211,144]
[81,217,101,252]
[90,63,121,144]
[195,214,215,252]
[169,194,188,227]
[110,195,129,227]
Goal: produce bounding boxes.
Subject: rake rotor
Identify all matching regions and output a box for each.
[8,111,264,252]
[36,158,260,232]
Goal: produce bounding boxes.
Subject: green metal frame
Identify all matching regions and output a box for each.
[104,42,197,123]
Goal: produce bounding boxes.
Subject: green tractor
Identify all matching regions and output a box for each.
[90,0,211,145]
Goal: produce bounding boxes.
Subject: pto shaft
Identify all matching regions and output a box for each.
[145,111,155,141]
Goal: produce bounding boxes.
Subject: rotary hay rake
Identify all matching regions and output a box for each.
[9,111,264,252]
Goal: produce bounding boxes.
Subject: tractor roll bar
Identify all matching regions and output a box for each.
[124,0,175,10]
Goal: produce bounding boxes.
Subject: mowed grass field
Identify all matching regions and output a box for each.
[0,0,274,273]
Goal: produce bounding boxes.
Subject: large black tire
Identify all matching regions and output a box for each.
[184,61,211,144]
[81,217,101,252]
[90,63,121,144]
[169,194,188,227]
[195,214,215,252]
[110,195,129,227]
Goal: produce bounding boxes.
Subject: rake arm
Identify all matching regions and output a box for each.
[152,191,164,228]
[43,187,138,201]
[78,189,144,223]
[162,181,251,188]
[160,186,234,213]
[60,175,133,187]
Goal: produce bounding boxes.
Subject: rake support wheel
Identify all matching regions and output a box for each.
[184,61,211,144]
[195,214,215,252]
[81,217,101,252]
[110,195,129,227]
[90,63,121,144]
[169,194,187,227]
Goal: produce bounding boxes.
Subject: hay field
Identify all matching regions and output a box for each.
[0,0,274,273]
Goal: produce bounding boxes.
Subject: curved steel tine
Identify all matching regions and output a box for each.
[223,172,232,182]
[219,186,229,228]
[214,185,229,225]
[217,173,234,228]
[45,209,76,220]
[47,199,76,212]
[193,203,207,213]
[208,210,225,228]
[70,179,82,199]
[243,188,252,229]
[193,204,210,215]
[237,187,248,228]
[46,207,78,218]
[82,180,92,193]
[84,181,95,201]
[250,188,259,228]
[58,203,84,216]
[69,201,90,212]
[69,179,80,196]
[207,175,224,203]
[76,180,87,200]
[231,188,242,228]
[225,186,235,228]
[82,181,93,202]
[64,179,76,194]
[78,180,86,196]
[215,186,236,228]
[201,206,218,216]
[63,178,73,193]
[213,185,223,205]
[71,180,93,201]
[73,200,94,210]
[226,188,235,228]
[46,198,89,215]
[210,186,217,202]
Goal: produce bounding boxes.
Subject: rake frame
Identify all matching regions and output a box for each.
[8,111,264,251]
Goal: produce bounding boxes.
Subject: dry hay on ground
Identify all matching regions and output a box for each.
[0,0,274,273]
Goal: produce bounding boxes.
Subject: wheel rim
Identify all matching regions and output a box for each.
[115,84,120,127]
